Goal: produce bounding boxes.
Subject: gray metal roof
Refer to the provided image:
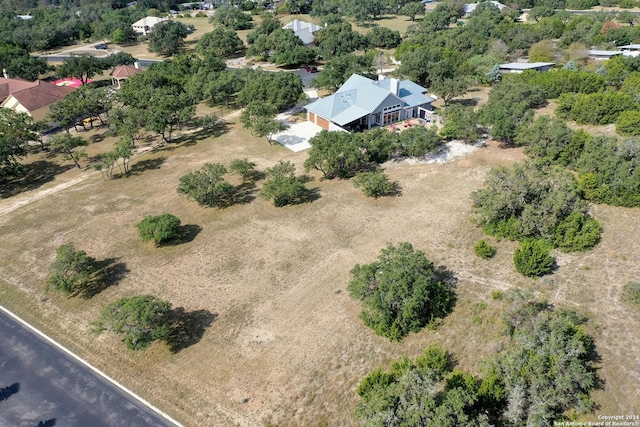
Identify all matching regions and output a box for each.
[588,50,623,57]
[305,74,433,123]
[619,44,640,50]
[499,62,554,70]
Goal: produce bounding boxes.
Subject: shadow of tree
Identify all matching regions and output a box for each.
[167,308,217,353]
[35,419,56,427]
[163,224,202,246]
[180,119,231,147]
[80,258,129,299]
[0,161,74,199]
[128,156,167,176]
[0,383,19,401]
[231,181,257,205]
[449,98,479,107]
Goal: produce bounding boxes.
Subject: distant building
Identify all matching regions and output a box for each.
[132,16,168,36]
[498,62,554,73]
[588,49,623,61]
[463,1,506,16]
[282,19,321,45]
[1,81,74,122]
[618,44,640,51]
[110,63,143,89]
[304,74,434,132]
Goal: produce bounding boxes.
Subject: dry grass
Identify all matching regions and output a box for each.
[0,105,639,427]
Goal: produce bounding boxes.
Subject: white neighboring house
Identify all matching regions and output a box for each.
[282,19,321,45]
[498,62,554,74]
[132,16,168,36]
[463,1,506,16]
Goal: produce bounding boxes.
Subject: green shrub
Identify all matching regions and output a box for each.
[491,289,504,300]
[616,110,640,136]
[553,212,601,251]
[474,239,496,259]
[136,213,181,246]
[513,239,554,277]
[46,243,99,295]
[353,171,397,198]
[622,281,640,309]
[93,295,172,350]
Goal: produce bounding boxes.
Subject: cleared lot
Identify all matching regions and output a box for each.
[0,116,638,426]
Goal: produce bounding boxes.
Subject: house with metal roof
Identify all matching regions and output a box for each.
[619,44,640,51]
[304,74,434,132]
[283,19,321,45]
[498,62,554,73]
[588,49,623,61]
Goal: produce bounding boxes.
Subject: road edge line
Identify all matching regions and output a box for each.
[0,305,183,427]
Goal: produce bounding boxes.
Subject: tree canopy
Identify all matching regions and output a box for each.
[148,20,189,56]
[177,163,234,208]
[348,242,455,340]
[46,243,99,296]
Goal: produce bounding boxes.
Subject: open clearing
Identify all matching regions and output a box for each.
[0,112,639,426]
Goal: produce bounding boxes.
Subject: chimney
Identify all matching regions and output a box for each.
[134,61,140,69]
[390,78,399,95]
[2,69,8,79]
[378,74,385,81]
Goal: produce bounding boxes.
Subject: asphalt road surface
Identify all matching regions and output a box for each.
[0,309,177,427]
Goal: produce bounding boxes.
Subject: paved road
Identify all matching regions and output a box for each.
[0,309,177,427]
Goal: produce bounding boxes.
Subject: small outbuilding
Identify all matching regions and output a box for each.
[110,63,143,89]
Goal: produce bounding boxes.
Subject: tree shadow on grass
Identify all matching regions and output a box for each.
[449,98,479,107]
[163,224,202,246]
[181,119,231,147]
[127,157,167,176]
[231,181,258,205]
[167,308,217,353]
[0,383,19,401]
[0,161,74,198]
[80,258,129,299]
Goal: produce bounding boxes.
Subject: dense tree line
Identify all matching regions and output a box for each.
[356,291,598,426]
[514,115,640,207]
[472,161,602,251]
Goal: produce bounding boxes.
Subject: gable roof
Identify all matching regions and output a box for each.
[111,64,143,78]
[283,19,321,45]
[5,81,74,112]
[132,16,167,28]
[305,74,434,125]
[0,77,39,102]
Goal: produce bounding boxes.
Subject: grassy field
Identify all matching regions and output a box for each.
[0,92,639,426]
